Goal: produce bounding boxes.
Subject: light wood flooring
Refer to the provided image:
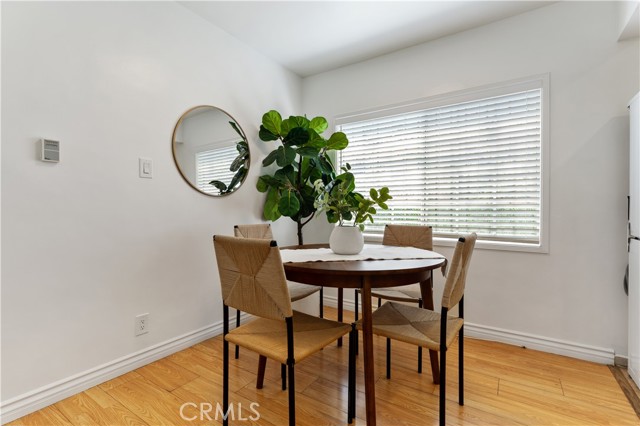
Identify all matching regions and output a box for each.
[8,308,640,426]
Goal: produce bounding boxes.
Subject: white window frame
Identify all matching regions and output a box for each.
[335,74,550,253]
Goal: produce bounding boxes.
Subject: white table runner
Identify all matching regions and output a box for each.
[280,244,445,263]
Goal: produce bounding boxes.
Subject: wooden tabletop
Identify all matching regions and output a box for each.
[281,243,446,288]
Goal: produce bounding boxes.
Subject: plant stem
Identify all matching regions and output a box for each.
[296,155,305,245]
[297,219,303,245]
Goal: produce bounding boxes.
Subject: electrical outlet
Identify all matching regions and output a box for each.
[135,313,149,336]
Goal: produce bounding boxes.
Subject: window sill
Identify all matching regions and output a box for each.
[364,234,549,254]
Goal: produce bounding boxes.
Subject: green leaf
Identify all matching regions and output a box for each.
[370,188,379,200]
[309,116,328,134]
[307,135,328,149]
[229,121,246,140]
[283,127,310,146]
[227,167,247,191]
[236,141,248,152]
[209,180,227,192]
[259,125,278,141]
[303,162,323,183]
[318,156,335,174]
[296,146,320,158]
[256,176,269,193]
[282,116,308,136]
[306,129,324,145]
[230,155,247,172]
[262,150,278,167]
[276,146,297,167]
[326,210,340,223]
[257,175,282,191]
[275,165,296,185]
[279,191,301,217]
[297,185,317,219]
[327,132,349,150]
[336,171,356,193]
[262,110,282,135]
[288,116,310,129]
[264,188,281,221]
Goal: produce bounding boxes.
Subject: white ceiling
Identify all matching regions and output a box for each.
[179,1,554,77]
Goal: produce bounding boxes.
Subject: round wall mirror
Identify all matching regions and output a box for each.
[172,105,250,196]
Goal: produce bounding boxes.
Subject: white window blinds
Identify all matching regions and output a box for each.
[337,85,543,245]
[196,145,237,195]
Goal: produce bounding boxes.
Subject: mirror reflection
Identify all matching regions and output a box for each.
[172,106,249,196]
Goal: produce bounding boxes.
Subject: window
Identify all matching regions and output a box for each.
[336,76,549,251]
[195,145,237,195]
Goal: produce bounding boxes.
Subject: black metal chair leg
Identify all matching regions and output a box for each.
[459,326,464,406]
[418,300,423,372]
[440,308,448,426]
[288,362,295,426]
[223,306,230,426]
[235,309,241,359]
[348,325,357,423]
[319,287,324,318]
[354,290,359,356]
[459,298,464,406]
[223,339,229,426]
[281,364,287,390]
[386,338,391,379]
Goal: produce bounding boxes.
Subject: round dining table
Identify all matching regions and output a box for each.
[281,244,447,426]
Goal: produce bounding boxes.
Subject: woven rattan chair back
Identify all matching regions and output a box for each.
[234,223,274,240]
[441,233,477,309]
[382,224,433,250]
[213,235,292,321]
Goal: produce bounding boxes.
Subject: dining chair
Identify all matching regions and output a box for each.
[355,233,476,426]
[234,224,323,317]
[234,224,324,390]
[213,235,356,426]
[354,224,434,373]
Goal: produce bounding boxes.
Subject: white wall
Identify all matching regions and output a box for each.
[0,0,303,411]
[303,2,639,358]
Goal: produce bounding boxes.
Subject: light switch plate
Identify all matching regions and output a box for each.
[139,158,153,179]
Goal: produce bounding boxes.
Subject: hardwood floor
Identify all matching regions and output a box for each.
[8,308,639,425]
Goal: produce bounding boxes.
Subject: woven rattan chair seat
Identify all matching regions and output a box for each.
[369,284,422,302]
[357,301,463,351]
[287,281,322,302]
[225,310,351,364]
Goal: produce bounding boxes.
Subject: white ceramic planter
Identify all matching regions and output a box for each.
[329,226,364,255]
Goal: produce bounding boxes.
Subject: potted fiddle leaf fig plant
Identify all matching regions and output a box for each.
[256,110,349,244]
[314,163,392,254]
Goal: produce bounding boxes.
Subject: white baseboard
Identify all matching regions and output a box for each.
[463,322,615,365]
[324,295,615,365]
[0,320,226,424]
